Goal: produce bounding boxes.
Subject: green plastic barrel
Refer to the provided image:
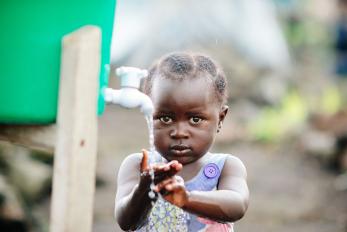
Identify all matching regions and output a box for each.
[0,0,116,124]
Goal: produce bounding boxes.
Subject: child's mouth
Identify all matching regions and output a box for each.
[170,144,191,155]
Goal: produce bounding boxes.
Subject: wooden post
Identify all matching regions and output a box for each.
[50,26,100,232]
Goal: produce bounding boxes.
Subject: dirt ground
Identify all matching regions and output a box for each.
[92,106,347,232]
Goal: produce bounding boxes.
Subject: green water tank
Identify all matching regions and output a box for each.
[0,0,116,124]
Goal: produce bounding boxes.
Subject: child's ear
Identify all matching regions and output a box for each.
[219,105,228,120]
[218,105,228,126]
[217,105,228,133]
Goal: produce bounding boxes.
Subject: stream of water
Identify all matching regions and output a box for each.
[145,114,156,200]
[144,114,189,231]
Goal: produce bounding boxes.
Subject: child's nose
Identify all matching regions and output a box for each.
[169,122,189,139]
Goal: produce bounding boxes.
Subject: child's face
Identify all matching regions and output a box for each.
[151,76,226,165]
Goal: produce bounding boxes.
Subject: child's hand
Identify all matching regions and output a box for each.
[154,175,189,208]
[139,149,183,190]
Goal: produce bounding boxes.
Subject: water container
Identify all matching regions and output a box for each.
[0,0,116,124]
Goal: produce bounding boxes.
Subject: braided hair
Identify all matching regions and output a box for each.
[143,52,228,105]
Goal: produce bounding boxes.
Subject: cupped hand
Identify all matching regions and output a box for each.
[139,149,183,189]
[154,175,189,208]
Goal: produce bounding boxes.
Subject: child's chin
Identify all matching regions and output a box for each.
[168,156,194,165]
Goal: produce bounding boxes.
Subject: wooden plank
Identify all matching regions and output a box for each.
[0,125,56,153]
[50,25,100,232]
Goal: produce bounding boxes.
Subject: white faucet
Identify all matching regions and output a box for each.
[104,66,154,116]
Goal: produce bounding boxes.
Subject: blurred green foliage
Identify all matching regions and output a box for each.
[248,85,343,142]
[248,90,307,142]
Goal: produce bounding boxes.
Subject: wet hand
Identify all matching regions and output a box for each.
[154,175,189,208]
[139,149,183,189]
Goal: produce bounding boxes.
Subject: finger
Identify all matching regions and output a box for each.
[153,168,179,184]
[151,163,170,172]
[151,163,178,177]
[167,160,178,166]
[165,181,185,192]
[171,162,183,171]
[154,178,174,192]
[175,175,185,184]
[166,175,185,190]
[141,149,149,172]
[167,160,183,171]
[163,183,187,207]
[165,183,176,191]
[152,160,182,173]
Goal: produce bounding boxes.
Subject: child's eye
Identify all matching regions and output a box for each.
[189,117,203,124]
[159,116,173,124]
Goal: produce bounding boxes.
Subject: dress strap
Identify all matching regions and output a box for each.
[185,153,228,192]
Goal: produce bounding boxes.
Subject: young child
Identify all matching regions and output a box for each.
[115,52,249,232]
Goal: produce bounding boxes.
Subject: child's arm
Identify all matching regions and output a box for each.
[155,155,249,222]
[115,150,182,231]
[114,151,152,231]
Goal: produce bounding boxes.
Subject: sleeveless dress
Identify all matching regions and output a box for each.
[136,153,234,232]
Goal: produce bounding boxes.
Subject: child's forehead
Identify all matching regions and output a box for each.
[151,76,218,105]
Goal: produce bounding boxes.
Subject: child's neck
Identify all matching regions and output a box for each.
[178,152,212,182]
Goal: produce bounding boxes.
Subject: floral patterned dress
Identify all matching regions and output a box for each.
[136,153,234,232]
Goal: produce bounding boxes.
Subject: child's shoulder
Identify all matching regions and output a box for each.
[211,153,245,167]
[217,153,247,177]
[225,153,246,167]
[119,153,143,170]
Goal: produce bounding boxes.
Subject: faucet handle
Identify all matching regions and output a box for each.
[116,66,148,89]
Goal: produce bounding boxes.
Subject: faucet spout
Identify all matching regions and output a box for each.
[104,87,153,115]
[104,66,154,116]
[138,91,154,116]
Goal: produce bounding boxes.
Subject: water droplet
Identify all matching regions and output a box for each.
[148,191,156,199]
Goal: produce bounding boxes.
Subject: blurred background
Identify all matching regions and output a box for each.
[1,0,347,231]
